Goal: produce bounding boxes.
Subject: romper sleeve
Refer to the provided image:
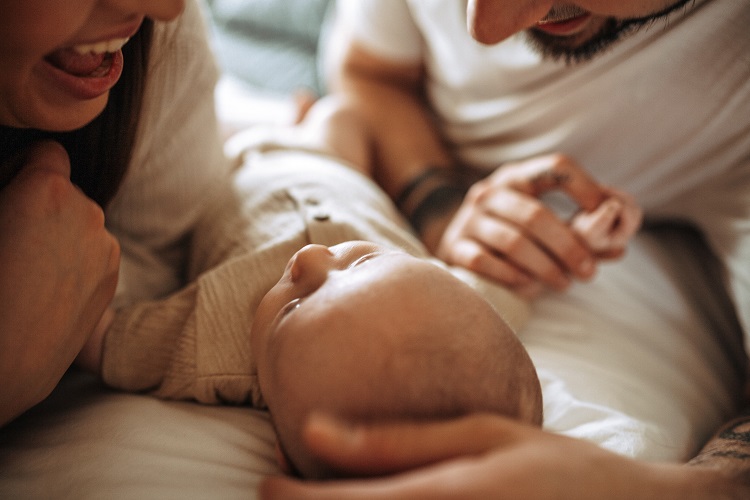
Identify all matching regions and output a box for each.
[101,179,312,408]
[100,143,323,407]
[101,251,282,409]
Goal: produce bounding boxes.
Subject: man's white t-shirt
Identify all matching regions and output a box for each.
[340,0,748,209]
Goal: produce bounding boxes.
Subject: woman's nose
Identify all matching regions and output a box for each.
[467,0,552,44]
[288,244,335,286]
[104,0,185,22]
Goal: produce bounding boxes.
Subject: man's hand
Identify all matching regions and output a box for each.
[435,154,634,297]
[0,141,120,425]
[260,413,738,500]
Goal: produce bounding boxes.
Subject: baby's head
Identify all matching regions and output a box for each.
[251,241,542,479]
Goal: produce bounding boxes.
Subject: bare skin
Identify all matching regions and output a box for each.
[0,142,120,425]
[431,154,642,298]
[260,411,750,500]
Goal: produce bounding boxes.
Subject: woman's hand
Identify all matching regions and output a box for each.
[0,141,120,425]
[435,154,633,297]
[259,413,724,500]
[75,306,115,374]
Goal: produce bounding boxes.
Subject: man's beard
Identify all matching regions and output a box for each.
[523,0,695,64]
[523,17,633,64]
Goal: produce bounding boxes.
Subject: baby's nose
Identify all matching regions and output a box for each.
[289,244,334,283]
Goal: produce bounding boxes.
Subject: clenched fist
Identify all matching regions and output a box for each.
[0,141,120,425]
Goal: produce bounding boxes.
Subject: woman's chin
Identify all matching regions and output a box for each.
[14,92,108,131]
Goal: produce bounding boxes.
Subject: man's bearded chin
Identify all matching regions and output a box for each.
[524,0,696,65]
[523,17,633,65]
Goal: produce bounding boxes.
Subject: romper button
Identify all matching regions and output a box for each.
[313,211,330,222]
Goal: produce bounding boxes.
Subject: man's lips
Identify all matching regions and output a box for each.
[535,13,592,35]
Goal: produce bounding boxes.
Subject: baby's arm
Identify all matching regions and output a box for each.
[72,252,270,408]
[570,188,642,255]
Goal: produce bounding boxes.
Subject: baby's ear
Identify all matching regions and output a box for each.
[275,441,294,475]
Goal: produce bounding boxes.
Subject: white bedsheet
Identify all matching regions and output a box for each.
[526,226,744,461]
[0,372,278,499]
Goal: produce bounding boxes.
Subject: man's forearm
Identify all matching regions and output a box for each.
[326,34,454,200]
[688,405,750,492]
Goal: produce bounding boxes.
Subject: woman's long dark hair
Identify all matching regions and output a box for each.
[0,19,154,208]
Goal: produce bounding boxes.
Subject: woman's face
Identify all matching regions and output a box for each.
[0,0,185,131]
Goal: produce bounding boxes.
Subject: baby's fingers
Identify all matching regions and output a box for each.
[571,198,623,252]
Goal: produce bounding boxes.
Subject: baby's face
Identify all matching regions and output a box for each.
[252,241,413,369]
[252,241,444,403]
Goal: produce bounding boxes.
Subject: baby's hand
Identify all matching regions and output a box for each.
[570,189,642,256]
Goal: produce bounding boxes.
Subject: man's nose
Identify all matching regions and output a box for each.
[467,0,553,45]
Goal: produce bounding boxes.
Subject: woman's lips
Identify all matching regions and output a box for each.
[47,48,109,77]
[36,22,139,102]
[39,47,125,101]
[535,13,592,36]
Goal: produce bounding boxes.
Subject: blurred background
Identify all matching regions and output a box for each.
[202,0,335,132]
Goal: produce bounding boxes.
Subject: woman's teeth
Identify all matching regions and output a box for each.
[73,37,130,55]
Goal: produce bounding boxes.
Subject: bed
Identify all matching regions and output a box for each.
[0,2,744,498]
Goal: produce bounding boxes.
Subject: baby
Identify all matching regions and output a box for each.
[251,239,543,479]
[78,138,640,481]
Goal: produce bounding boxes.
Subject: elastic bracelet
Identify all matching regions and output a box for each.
[408,183,466,234]
[395,167,468,234]
[395,168,447,212]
